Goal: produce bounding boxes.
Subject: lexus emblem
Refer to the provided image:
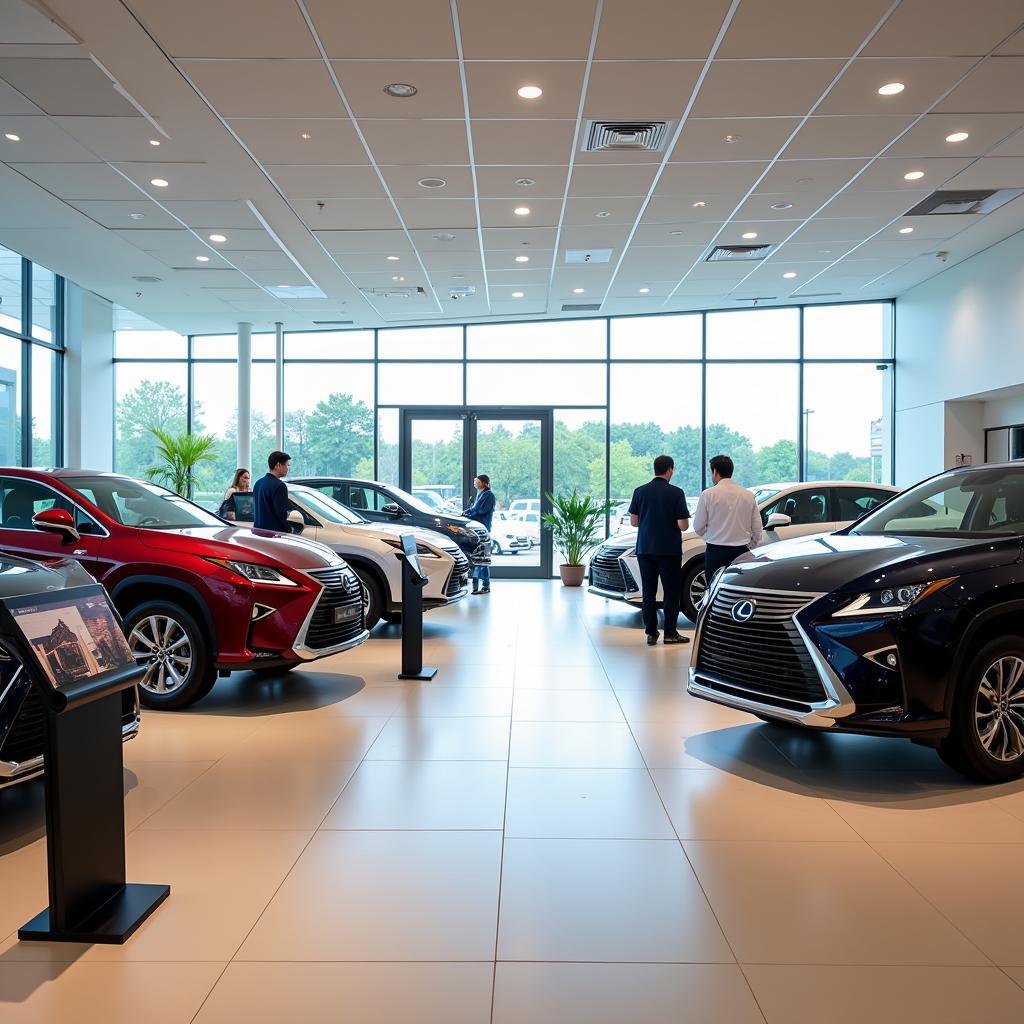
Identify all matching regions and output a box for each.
[730,599,756,623]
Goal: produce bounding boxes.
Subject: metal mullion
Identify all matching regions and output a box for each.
[797,305,805,482]
[604,319,611,535]
[700,311,707,492]
[372,327,379,479]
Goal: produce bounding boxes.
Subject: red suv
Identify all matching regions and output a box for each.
[0,469,369,709]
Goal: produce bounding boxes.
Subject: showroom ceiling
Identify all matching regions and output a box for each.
[0,0,1023,333]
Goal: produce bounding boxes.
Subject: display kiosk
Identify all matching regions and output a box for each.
[396,534,437,681]
[1,585,170,944]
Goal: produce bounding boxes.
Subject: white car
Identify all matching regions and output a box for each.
[589,480,899,622]
[490,511,531,555]
[232,485,470,630]
[508,498,540,516]
[508,510,542,547]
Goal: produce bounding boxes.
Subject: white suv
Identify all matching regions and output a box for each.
[233,485,470,629]
[589,481,898,622]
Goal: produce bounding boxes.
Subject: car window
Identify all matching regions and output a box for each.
[64,476,224,529]
[347,485,389,512]
[833,487,893,522]
[293,489,364,525]
[761,489,829,526]
[0,477,102,534]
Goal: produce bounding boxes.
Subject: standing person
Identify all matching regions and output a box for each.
[692,454,763,583]
[253,451,292,533]
[218,467,250,520]
[464,474,496,595]
[628,455,691,646]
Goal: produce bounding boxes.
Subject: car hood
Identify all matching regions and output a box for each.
[139,526,343,569]
[725,531,1022,595]
[338,522,453,551]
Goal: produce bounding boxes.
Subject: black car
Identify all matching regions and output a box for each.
[688,463,1024,782]
[0,553,139,790]
[291,477,490,564]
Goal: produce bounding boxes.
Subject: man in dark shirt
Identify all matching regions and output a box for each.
[628,454,691,646]
[253,450,292,532]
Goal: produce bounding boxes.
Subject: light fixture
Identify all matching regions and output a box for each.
[945,131,969,143]
[741,231,758,240]
[150,178,169,187]
[670,230,685,236]
[148,139,160,147]
[692,200,706,208]
[392,275,405,282]
[515,255,529,263]
[129,212,145,221]
[512,291,524,298]
[383,82,418,98]
[4,132,20,141]
[770,202,794,211]
[517,85,543,99]
[878,82,905,96]
[195,255,210,262]
[276,284,290,289]
[417,177,447,189]
[783,271,797,279]
[514,177,535,187]
[386,255,400,261]
[723,134,742,144]
[595,211,611,218]
[513,206,530,216]
[573,287,585,294]
[899,226,914,234]
[300,132,312,140]
[208,233,227,243]
[432,232,456,241]
[904,170,924,180]
[639,287,650,294]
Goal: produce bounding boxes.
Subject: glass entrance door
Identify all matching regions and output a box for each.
[400,407,553,579]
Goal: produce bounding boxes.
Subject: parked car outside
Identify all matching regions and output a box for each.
[490,511,531,556]
[508,498,540,517]
[589,481,899,622]
[292,477,490,565]
[508,510,542,548]
[0,551,139,789]
[412,488,461,516]
[231,485,470,629]
[0,470,368,709]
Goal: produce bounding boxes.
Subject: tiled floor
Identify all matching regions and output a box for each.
[3,581,1024,1022]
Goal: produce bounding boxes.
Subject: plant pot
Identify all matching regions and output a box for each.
[559,564,586,587]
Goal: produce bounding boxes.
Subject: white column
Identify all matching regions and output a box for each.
[237,321,252,473]
[275,321,284,449]
[64,284,114,470]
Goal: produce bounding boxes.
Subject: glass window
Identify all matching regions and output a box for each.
[286,331,374,359]
[761,488,829,527]
[467,319,605,360]
[0,336,21,465]
[467,363,605,406]
[65,476,223,529]
[0,246,22,336]
[705,363,799,485]
[804,302,892,359]
[610,314,701,360]
[252,333,275,360]
[379,327,462,360]
[555,409,606,503]
[0,476,72,529]
[250,360,277,479]
[191,361,237,508]
[346,484,389,512]
[115,329,187,359]
[30,265,57,343]
[31,345,57,465]
[379,362,462,406]
[114,363,189,479]
[292,487,365,524]
[832,486,894,523]
[706,307,799,359]
[377,407,399,485]
[192,334,236,359]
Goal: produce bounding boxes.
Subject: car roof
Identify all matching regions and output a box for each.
[4,467,125,479]
[755,480,897,491]
[292,476,379,486]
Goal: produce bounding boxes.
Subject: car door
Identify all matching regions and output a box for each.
[831,487,895,529]
[759,487,835,544]
[346,484,389,524]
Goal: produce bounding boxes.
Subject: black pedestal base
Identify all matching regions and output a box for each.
[19,883,170,945]
[399,666,438,680]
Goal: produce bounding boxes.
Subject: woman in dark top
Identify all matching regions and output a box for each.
[464,474,496,594]
[219,467,250,520]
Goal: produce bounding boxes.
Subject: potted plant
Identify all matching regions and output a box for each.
[542,491,614,587]
[145,427,219,498]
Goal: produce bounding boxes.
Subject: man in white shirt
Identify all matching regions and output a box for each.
[692,454,763,583]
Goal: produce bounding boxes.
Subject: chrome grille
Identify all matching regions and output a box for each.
[694,585,827,708]
[306,565,365,649]
[590,545,628,593]
[442,544,471,596]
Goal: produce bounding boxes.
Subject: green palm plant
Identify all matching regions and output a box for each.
[542,490,615,569]
[145,427,219,498]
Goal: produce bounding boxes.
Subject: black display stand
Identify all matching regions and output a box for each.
[0,587,170,944]
[396,534,437,681]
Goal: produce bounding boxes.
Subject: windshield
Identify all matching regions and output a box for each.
[68,476,225,529]
[853,469,1024,538]
[751,487,781,505]
[295,488,365,525]
[387,484,447,516]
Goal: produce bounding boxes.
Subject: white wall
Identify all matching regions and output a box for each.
[63,283,114,470]
[895,229,1024,485]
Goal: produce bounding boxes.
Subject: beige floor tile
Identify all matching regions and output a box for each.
[124,713,263,763]
[631,720,797,771]
[498,838,733,963]
[512,688,625,722]
[615,689,754,729]
[237,831,501,961]
[357,663,516,689]
[762,728,954,773]
[123,761,215,831]
[493,963,764,1024]
[394,685,513,717]
[223,716,388,762]
[323,760,507,830]
[514,645,606,669]
[0,962,225,1024]
[193,962,493,1024]
[505,768,675,839]
[685,841,987,965]
[510,721,644,768]
[366,716,510,760]
[192,667,372,717]
[307,684,404,718]
[2,829,311,962]
[0,839,47,944]
[514,662,612,689]
[652,768,859,841]
[745,965,1024,1024]
[875,842,1024,965]
[1005,966,1024,991]
[139,759,358,830]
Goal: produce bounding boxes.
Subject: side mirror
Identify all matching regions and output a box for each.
[765,512,792,531]
[286,509,305,533]
[32,507,80,543]
[381,502,405,517]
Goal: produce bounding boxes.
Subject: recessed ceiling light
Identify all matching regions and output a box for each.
[819,249,832,255]
[276,284,290,289]
[392,275,405,282]
[783,271,797,279]
[432,232,456,241]
[383,82,417,98]
[4,132,21,141]
[723,134,742,143]
[573,287,585,294]
[515,255,529,263]
[512,291,524,298]
[150,178,169,187]
[417,177,447,189]
[904,170,925,180]
[595,211,611,218]
[741,231,758,240]
[148,138,160,147]
[899,226,914,234]
[300,132,312,140]
[878,82,905,96]
[945,131,969,143]
[129,212,145,221]
[195,255,210,262]
[692,200,706,208]
[796,177,815,185]
[514,206,530,216]
[639,287,650,294]
[770,202,794,211]
[386,255,400,261]
[514,177,535,187]
[208,233,227,243]
[670,230,685,236]
[517,85,543,99]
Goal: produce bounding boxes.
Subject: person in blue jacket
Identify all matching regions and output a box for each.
[463,474,496,595]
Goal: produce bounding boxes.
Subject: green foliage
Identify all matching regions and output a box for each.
[115,380,191,480]
[542,490,615,566]
[144,428,219,497]
[304,392,374,476]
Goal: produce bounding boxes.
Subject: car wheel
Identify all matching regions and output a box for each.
[939,637,1024,782]
[681,561,707,623]
[123,601,216,710]
[354,570,384,630]
[491,540,503,556]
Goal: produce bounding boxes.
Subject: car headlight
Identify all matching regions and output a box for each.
[445,524,475,540]
[380,537,439,558]
[204,557,298,586]
[833,577,957,617]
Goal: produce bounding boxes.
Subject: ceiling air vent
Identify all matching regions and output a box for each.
[360,286,426,299]
[904,189,1023,216]
[706,243,776,262]
[132,275,161,283]
[582,120,669,153]
[561,302,602,312]
[312,320,355,326]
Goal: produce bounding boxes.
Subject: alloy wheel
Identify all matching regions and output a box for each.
[975,655,1024,762]
[129,614,194,695]
[689,569,708,610]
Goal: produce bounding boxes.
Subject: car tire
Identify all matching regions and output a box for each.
[939,636,1024,783]
[491,540,503,556]
[681,560,707,623]
[123,601,217,710]
[354,570,385,631]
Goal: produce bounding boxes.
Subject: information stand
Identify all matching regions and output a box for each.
[0,585,170,944]
[396,534,437,681]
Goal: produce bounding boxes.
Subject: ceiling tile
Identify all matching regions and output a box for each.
[820,189,928,218]
[936,56,1024,114]
[632,221,722,246]
[989,130,1024,158]
[162,200,262,229]
[863,0,1024,57]
[66,199,182,229]
[692,60,845,117]
[784,115,915,158]
[479,198,563,227]
[379,165,475,198]
[471,119,574,164]
[315,229,413,254]
[180,59,342,118]
[0,115,99,161]
[51,115,211,162]
[657,161,768,194]
[13,161,141,200]
[672,118,801,162]
[475,165,568,198]
[569,164,659,197]
[466,62,585,118]
[790,216,892,241]
[852,155,974,190]
[360,119,469,164]
[490,265,553,286]
[737,191,834,220]
[458,0,598,60]
[295,198,401,230]
[559,223,633,250]
[816,57,975,115]
[643,193,742,222]
[396,197,479,229]
[113,161,247,200]
[230,118,369,164]
[584,61,702,119]
[713,220,801,246]
[946,156,1024,189]
[305,0,457,59]
[885,113,1024,158]
[409,227,481,252]
[0,58,136,115]
[757,158,869,193]
[267,164,385,199]
[481,226,558,249]
[419,249,484,273]
[999,27,1024,55]
[564,196,644,224]
[333,60,465,118]
[595,0,733,59]
[219,251,295,272]
[0,77,41,115]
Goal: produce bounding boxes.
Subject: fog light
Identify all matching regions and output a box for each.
[885,652,898,668]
